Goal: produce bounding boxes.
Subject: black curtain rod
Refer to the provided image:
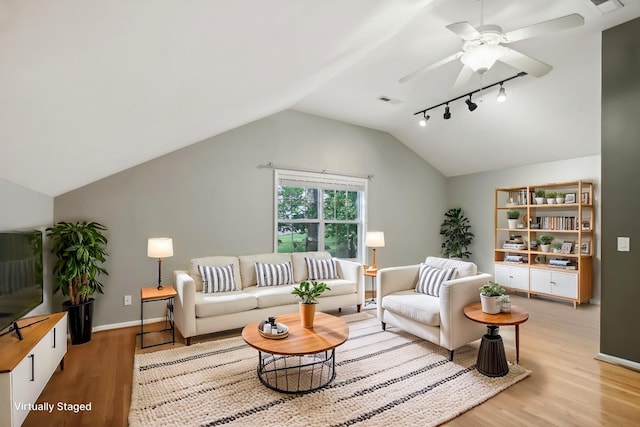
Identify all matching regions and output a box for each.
[414,71,527,116]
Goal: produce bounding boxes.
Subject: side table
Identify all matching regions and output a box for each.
[463,302,529,377]
[140,286,177,349]
[364,268,377,306]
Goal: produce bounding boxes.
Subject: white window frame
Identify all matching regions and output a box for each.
[274,169,368,261]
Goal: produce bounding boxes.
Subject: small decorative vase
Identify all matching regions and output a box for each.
[556,197,565,204]
[299,303,316,328]
[507,219,517,229]
[546,198,555,205]
[480,294,502,314]
[501,296,511,313]
[535,197,545,205]
[540,244,551,253]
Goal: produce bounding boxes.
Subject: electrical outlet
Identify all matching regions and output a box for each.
[124,295,132,306]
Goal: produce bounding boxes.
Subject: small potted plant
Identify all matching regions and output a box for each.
[551,241,563,253]
[556,192,566,204]
[506,210,520,229]
[545,191,557,205]
[291,280,331,328]
[479,281,506,314]
[534,189,546,205]
[539,235,553,252]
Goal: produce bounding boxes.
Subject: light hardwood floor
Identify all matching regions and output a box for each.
[23,295,640,426]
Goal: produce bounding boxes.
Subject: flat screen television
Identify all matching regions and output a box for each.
[0,229,44,335]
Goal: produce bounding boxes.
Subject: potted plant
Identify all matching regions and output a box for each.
[545,191,557,205]
[506,210,520,229]
[556,192,566,204]
[479,281,505,314]
[551,241,563,253]
[539,235,553,252]
[46,221,109,344]
[534,189,546,205]
[291,280,331,328]
[439,207,474,259]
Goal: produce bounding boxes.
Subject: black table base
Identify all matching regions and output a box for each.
[476,325,509,377]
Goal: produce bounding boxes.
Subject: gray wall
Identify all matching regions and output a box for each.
[600,17,640,364]
[447,156,601,302]
[0,178,54,315]
[53,110,446,328]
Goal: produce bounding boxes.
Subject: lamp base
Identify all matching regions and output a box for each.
[157,284,163,290]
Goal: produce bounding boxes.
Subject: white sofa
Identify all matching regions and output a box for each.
[376,256,492,360]
[174,251,364,345]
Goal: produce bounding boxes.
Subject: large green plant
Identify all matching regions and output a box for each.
[291,280,331,304]
[439,207,474,259]
[46,221,109,305]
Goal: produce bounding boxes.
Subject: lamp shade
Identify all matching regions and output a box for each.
[147,238,173,258]
[365,231,385,248]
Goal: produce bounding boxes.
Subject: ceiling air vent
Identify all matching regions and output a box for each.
[378,96,402,105]
[590,0,624,14]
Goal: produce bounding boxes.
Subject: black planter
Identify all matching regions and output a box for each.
[63,298,94,345]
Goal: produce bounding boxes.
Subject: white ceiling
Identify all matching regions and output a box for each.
[1,0,639,197]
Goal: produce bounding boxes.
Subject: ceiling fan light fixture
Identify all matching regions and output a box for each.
[461,44,503,75]
[497,84,507,103]
[465,96,478,111]
[443,105,451,120]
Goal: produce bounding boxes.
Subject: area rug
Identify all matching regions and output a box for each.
[129,313,530,427]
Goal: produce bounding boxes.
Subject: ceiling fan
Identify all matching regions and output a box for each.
[399,11,584,93]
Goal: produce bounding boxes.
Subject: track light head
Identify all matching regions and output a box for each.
[418,112,430,127]
[443,104,451,120]
[497,84,507,103]
[465,96,478,112]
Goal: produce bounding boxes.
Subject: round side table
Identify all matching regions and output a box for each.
[463,302,529,377]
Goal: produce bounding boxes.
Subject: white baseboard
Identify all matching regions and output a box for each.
[92,316,166,332]
[595,352,640,372]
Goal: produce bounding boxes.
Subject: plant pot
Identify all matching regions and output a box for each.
[553,248,562,253]
[540,244,551,253]
[507,219,518,229]
[546,198,555,205]
[63,298,94,345]
[299,303,316,328]
[556,198,565,204]
[535,197,545,205]
[480,294,502,314]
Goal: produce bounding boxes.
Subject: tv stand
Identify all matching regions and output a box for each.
[0,317,50,341]
[0,313,67,427]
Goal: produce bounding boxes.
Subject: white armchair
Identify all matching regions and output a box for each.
[376,257,492,360]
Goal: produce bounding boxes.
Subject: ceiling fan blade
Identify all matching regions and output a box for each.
[446,22,481,40]
[503,13,584,43]
[499,47,552,77]
[399,51,463,83]
[450,65,475,96]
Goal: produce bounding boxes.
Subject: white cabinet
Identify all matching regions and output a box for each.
[0,313,67,427]
[494,264,529,291]
[530,269,578,300]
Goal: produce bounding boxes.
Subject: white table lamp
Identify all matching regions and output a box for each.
[365,231,385,271]
[148,238,173,290]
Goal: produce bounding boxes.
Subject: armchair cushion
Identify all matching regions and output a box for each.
[416,264,455,296]
[381,290,440,326]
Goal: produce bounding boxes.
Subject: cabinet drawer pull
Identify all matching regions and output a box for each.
[53,327,56,348]
[29,354,35,381]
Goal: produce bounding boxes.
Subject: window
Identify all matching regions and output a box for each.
[275,170,367,260]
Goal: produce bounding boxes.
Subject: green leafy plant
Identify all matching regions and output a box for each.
[291,280,331,304]
[535,189,546,198]
[479,281,506,297]
[507,210,520,219]
[439,207,474,259]
[539,235,553,245]
[556,192,565,198]
[545,191,557,198]
[46,221,109,305]
[551,241,563,249]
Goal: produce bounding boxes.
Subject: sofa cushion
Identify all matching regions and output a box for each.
[255,261,294,287]
[381,290,440,326]
[239,253,292,287]
[243,285,299,308]
[291,251,332,283]
[197,264,239,293]
[305,257,337,280]
[194,291,257,318]
[320,279,357,297]
[190,256,241,291]
[415,264,455,297]
[424,256,477,279]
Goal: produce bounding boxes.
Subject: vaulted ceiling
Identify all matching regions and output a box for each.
[1,0,639,197]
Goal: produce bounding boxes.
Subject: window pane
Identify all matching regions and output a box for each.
[278,186,318,220]
[323,190,358,221]
[324,223,358,258]
[277,223,319,253]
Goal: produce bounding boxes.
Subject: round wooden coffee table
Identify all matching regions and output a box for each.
[464,302,529,377]
[242,312,349,393]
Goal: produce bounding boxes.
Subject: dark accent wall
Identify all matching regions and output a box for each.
[601,17,640,363]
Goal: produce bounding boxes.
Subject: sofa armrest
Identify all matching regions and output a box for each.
[376,265,420,319]
[439,272,493,350]
[174,270,197,340]
[335,259,365,305]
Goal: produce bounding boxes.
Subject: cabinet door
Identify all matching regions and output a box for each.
[551,271,578,299]
[530,269,551,294]
[494,264,511,284]
[509,266,529,291]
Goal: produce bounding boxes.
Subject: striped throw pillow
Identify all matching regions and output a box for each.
[305,257,337,280]
[415,264,455,297]
[255,261,293,287]
[197,264,238,293]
